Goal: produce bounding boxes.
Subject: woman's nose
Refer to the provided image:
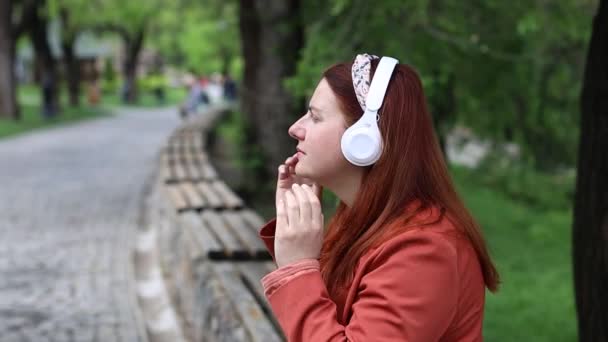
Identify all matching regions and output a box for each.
[288,120,305,140]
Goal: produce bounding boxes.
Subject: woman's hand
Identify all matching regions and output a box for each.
[274,154,324,268]
[276,153,323,204]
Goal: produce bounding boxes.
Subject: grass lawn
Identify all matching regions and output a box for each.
[0,85,186,140]
[450,166,576,341]
[0,85,112,139]
[100,86,187,108]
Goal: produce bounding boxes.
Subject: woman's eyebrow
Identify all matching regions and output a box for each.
[308,105,323,113]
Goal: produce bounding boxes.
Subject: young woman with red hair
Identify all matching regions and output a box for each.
[258,54,499,341]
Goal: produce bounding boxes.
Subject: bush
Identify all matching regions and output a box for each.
[460,152,575,211]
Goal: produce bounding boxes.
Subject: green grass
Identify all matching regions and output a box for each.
[0,85,187,139]
[0,86,112,139]
[450,166,576,341]
[100,86,187,108]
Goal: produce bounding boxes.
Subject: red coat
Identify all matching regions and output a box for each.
[259,206,486,341]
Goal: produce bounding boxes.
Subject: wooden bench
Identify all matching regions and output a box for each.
[157,107,285,341]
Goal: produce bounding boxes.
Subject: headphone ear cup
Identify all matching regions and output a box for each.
[341,122,383,166]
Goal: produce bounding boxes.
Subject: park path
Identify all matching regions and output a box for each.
[0,107,180,342]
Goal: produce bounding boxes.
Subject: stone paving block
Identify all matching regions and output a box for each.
[0,107,179,342]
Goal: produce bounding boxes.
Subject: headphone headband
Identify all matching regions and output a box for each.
[365,57,399,111]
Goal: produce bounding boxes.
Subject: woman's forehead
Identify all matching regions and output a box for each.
[310,79,340,113]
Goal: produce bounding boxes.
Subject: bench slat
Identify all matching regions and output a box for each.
[201,163,217,180]
[180,211,224,260]
[179,182,205,210]
[241,209,266,229]
[186,133,199,153]
[213,263,284,342]
[221,211,270,259]
[184,153,202,180]
[174,161,187,181]
[212,181,243,209]
[197,182,223,209]
[240,209,270,241]
[165,185,188,212]
[188,161,202,181]
[193,134,204,150]
[201,210,249,259]
[237,261,281,336]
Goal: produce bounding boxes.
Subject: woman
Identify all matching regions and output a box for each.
[258,54,499,341]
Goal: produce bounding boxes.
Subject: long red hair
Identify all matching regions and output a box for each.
[319,60,500,297]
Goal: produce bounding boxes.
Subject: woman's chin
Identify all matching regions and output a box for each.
[294,164,311,178]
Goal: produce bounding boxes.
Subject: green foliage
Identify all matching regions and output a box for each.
[216,110,265,172]
[461,152,576,211]
[138,74,167,93]
[147,1,242,77]
[289,0,597,170]
[101,59,119,94]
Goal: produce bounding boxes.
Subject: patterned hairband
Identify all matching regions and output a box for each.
[351,53,380,111]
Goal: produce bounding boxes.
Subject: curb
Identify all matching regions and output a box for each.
[134,171,186,342]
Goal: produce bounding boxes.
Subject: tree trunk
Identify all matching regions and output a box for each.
[238,0,304,179]
[122,28,145,104]
[29,0,60,118]
[0,0,19,120]
[62,41,79,107]
[60,8,80,107]
[573,1,608,341]
[429,70,455,161]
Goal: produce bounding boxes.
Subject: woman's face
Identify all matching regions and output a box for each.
[288,78,353,184]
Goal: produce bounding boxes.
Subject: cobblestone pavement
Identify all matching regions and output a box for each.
[0,107,181,342]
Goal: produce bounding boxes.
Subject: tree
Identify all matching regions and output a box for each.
[57,3,82,107]
[0,0,38,120]
[572,1,608,341]
[28,0,61,118]
[88,0,159,103]
[0,0,19,120]
[148,1,241,76]
[238,0,304,179]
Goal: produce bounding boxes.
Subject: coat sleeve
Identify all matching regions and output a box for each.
[258,218,277,261]
[261,229,460,342]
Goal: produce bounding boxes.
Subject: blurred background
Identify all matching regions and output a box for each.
[0,0,603,341]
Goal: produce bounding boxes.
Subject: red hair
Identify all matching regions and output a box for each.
[319,60,500,297]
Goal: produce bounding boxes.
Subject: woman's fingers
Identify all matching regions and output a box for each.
[287,153,298,164]
[284,191,299,228]
[285,155,298,168]
[279,154,299,182]
[278,164,288,180]
[291,185,311,224]
[302,185,322,227]
[276,194,288,228]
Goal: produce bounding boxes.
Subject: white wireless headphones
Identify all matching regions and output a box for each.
[341,56,399,166]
